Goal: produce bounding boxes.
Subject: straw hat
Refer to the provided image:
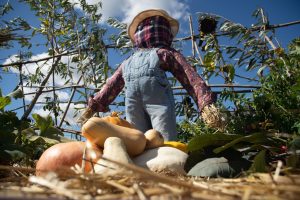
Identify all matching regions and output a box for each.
[127,9,179,42]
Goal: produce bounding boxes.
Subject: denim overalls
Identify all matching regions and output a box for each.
[122,48,177,140]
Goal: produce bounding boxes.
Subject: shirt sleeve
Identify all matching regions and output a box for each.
[157,48,216,111]
[88,63,125,112]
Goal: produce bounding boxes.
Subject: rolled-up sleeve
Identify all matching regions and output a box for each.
[88,63,125,112]
[157,48,216,111]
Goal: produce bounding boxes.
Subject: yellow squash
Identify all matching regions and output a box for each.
[164,141,188,153]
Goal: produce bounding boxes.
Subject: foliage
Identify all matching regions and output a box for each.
[1,0,109,122]
[107,17,131,54]
[0,90,67,166]
[179,9,300,173]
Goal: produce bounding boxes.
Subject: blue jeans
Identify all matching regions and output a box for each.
[122,48,177,140]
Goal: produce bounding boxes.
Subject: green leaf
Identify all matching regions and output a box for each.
[203,52,216,71]
[292,122,300,134]
[4,150,26,161]
[7,87,24,99]
[44,126,64,137]
[28,135,60,145]
[22,127,36,136]
[257,65,267,77]
[188,133,241,152]
[0,2,13,16]
[32,113,53,136]
[226,64,235,82]
[289,136,300,151]
[249,150,267,172]
[213,132,268,154]
[0,96,11,110]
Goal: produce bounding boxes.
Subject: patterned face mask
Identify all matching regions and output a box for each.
[134,16,174,48]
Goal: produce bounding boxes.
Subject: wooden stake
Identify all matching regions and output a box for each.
[188,15,196,57]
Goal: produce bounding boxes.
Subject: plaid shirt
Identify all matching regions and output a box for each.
[134,16,173,48]
[88,17,216,113]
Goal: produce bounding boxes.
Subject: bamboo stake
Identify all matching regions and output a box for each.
[173,89,255,96]
[2,20,300,68]
[194,40,204,65]
[260,8,277,50]
[52,63,58,125]
[18,64,26,113]
[188,15,196,57]
[57,127,81,135]
[172,84,261,89]
[21,84,260,96]
[173,20,300,42]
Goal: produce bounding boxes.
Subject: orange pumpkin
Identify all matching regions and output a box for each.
[36,141,102,176]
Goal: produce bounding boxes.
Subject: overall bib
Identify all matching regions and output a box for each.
[122,48,177,140]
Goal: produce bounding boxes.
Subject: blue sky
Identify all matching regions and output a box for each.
[0,0,299,127]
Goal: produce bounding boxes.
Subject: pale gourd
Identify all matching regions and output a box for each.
[144,129,164,149]
[95,137,133,175]
[82,117,146,157]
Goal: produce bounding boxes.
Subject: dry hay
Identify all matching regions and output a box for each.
[201,104,227,131]
[0,158,300,200]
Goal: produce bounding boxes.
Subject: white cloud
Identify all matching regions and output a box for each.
[70,0,189,24]
[5,53,82,87]
[3,53,85,106]
[32,102,82,128]
[21,86,70,102]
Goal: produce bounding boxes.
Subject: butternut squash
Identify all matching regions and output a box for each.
[144,129,164,149]
[82,117,146,157]
[36,141,102,176]
[163,141,188,153]
[101,112,135,128]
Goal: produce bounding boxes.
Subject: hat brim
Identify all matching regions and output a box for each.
[128,9,179,42]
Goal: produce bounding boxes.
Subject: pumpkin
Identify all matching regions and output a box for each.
[101,112,135,128]
[164,141,188,153]
[36,141,102,176]
[144,129,164,149]
[82,117,146,157]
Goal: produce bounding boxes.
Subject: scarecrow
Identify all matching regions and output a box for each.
[78,9,218,140]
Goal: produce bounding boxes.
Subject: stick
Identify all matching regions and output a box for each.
[58,75,83,127]
[21,56,61,120]
[188,15,196,57]
[133,183,147,200]
[106,180,135,194]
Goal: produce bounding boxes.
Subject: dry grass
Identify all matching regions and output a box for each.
[1,158,300,200]
[201,104,227,131]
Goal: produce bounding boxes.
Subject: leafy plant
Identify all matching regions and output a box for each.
[0,89,67,166]
[183,9,300,173]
